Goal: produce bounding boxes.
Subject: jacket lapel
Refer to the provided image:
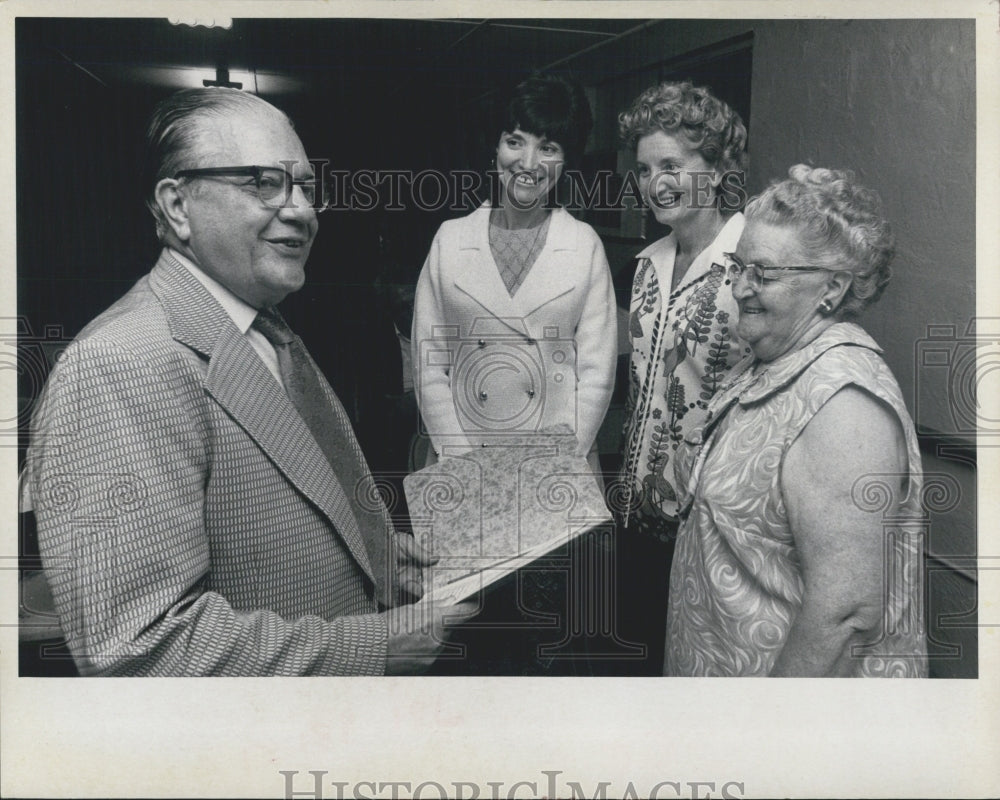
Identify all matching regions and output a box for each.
[149,252,377,586]
[453,205,511,320]
[452,206,579,339]
[507,208,578,330]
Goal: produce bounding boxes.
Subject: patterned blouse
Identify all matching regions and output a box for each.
[666,323,928,677]
[620,213,750,530]
[489,212,552,296]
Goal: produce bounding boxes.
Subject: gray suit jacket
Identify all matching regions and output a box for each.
[26,251,396,675]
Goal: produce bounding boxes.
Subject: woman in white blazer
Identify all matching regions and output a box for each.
[412,73,617,476]
[411,73,617,675]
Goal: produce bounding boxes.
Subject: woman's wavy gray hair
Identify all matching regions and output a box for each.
[745,165,896,319]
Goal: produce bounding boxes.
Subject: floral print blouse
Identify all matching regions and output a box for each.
[619,213,750,531]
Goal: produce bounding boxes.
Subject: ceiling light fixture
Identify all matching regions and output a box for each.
[167,17,233,30]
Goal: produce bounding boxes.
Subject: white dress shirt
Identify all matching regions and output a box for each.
[168,248,284,388]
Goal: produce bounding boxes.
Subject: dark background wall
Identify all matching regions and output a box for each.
[574,17,979,677]
[15,16,979,677]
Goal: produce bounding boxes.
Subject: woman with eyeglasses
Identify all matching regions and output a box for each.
[614,81,750,674]
[665,165,927,677]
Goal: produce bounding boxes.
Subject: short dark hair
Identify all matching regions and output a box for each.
[498,72,593,168]
[144,88,291,241]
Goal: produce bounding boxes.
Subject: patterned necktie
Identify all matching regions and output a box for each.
[252,307,391,604]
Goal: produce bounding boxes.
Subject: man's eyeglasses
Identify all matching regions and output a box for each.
[722,252,841,292]
[174,166,324,211]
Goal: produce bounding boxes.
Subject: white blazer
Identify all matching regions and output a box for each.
[412,205,617,470]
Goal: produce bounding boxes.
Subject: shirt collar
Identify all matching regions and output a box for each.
[634,211,745,262]
[689,322,883,446]
[167,247,259,335]
[735,322,882,406]
[634,231,676,261]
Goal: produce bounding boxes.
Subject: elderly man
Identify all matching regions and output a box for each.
[25,87,471,676]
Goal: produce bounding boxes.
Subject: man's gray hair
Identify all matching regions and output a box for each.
[144,88,292,241]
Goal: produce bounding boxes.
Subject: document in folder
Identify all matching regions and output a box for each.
[403,431,613,605]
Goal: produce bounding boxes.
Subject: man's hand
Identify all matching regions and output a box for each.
[384,599,478,676]
[395,532,436,603]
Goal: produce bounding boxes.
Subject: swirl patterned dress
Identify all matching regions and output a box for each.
[665,323,928,677]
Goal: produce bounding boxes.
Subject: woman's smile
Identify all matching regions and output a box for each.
[496,128,564,212]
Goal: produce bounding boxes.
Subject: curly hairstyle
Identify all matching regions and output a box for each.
[745,164,896,319]
[498,72,593,169]
[618,80,748,178]
[144,88,293,241]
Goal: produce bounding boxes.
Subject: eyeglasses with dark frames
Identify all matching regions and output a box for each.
[173,166,324,211]
[722,252,843,292]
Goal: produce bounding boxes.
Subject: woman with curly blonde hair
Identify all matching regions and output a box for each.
[615,80,750,674]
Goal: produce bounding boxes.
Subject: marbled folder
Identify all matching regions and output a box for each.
[403,431,612,604]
